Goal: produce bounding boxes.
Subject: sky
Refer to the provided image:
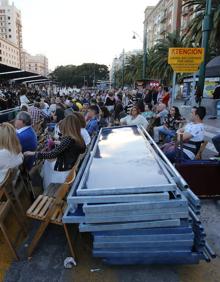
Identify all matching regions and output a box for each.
[14,0,157,70]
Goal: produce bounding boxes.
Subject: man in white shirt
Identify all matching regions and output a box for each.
[19,92,30,106]
[165,106,206,163]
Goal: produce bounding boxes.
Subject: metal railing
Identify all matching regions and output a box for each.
[0,104,33,123]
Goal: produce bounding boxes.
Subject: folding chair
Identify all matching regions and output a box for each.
[195,141,208,160]
[0,169,28,260]
[26,163,78,259]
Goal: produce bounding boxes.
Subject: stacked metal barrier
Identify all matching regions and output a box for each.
[63,126,215,264]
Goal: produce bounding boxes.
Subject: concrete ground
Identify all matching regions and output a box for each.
[3,199,220,282]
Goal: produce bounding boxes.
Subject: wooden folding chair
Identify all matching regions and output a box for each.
[26,163,78,259]
[2,169,30,225]
[0,170,28,260]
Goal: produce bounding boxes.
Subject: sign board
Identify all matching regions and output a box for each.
[168,48,204,73]
[135,79,160,89]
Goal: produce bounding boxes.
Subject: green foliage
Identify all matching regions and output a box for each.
[114,33,183,86]
[148,33,184,84]
[183,0,220,58]
[51,63,109,87]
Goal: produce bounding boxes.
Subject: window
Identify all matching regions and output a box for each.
[8,17,10,20]
[8,28,11,32]
[9,35,11,38]
[0,56,2,61]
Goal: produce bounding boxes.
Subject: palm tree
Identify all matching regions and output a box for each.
[183,0,220,57]
[148,32,184,84]
[114,53,143,87]
[124,54,143,85]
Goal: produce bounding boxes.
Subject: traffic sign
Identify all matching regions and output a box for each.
[168,48,204,73]
[171,65,200,73]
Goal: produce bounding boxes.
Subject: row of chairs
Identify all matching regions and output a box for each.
[0,153,85,261]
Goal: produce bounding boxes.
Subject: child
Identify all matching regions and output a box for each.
[86,105,100,136]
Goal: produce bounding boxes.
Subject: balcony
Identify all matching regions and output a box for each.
[159,24,166,35]
[160,12,167,23]
[182,6,189,16]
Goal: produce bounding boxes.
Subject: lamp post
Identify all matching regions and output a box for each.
[114,57,117,88]
[197,0,212,104]
[122,49,125,89]
[132,31,147,80]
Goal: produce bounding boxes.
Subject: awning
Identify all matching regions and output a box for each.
[0,63,49,82]
[205,56,220,77]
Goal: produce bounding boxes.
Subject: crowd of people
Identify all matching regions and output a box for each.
[0,84,220,189]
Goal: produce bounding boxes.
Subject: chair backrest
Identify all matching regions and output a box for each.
[0,168,20,199]
[195,141,208,160]
[54,155,83,201]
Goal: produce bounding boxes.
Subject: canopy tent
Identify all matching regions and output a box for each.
[205,56,220,77]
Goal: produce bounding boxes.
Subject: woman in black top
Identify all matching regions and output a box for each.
[158,106,183,143]
[24,115,86,171]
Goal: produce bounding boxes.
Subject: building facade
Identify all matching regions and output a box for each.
[21,51,49,76]
[0,0,49,75]
[180,0,197,37]
[0,0,22,49]
[144,0,182,49]
[110,49,142,82]
[0,36,20,68]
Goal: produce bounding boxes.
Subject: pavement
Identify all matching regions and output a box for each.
[3,200,220,282]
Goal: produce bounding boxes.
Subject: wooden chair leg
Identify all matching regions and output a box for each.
[10,204,28,236]
[27,220,50,257]
[0,222,19,261]
[63,224,76,259]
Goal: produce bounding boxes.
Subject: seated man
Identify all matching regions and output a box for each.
[212,134,220,157]
[165,106,206,163]
[213,83,220,99]
[29,99,48,125]
[86,105,100,136]
[153,103,168,139]
[15,111,38,170]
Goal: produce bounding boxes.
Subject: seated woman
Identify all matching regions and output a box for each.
[72,112,91,146]
[154,106,182,143]
[113,102,126,125]
[141,103,154,121]
[0,123,23,183]
[120,106,149,129]
[99,106,111,128]
[24,115,86,189]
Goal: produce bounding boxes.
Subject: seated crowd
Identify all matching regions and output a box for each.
[0,85,209,189]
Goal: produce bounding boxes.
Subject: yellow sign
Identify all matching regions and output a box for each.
[171,65,200,73]
[168,48,204,73]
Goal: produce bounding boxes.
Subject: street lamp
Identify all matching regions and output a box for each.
[197,0,212,104]
[122,49,125,89]
[132,31,147,81]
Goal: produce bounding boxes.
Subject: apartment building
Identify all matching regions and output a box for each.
[180,0,197,36]
[21,51,49,76]
[0,0,49,75]
[0,0,22,49]
[144,0,182,49]
[0,36,20,68]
